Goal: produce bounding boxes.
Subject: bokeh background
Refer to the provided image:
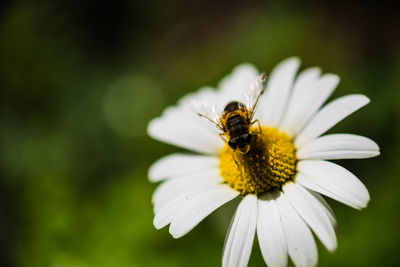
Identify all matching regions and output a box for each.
[1,0,399,266]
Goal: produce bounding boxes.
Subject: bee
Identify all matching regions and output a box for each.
[193,73,267,154]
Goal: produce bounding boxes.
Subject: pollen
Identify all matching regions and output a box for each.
[219,127,297,196]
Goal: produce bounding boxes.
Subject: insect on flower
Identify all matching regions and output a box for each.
[192,73,267,154]
[148,58,380,267]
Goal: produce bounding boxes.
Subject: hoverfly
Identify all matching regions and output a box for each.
[192,73,267,154]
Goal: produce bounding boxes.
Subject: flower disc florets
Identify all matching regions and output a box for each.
[219,126,297,195]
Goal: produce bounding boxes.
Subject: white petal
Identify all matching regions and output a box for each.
[305,189,338,232]
[153,194,187,229]
[257,57,301,127]
[283,182,337,251]
[297,134,380,160]
[222,204,239,267]
[148,87,224,154]
[222,195,258,267]
[148,153,219,182]
[295,94,370,147]
[281,73,339,137]
[257,193,288,267]
[153,175,224,229]
[275,191,318,267]
[279,67,321,136]
[169,184,238,238]
[218,64,260,104]
[152,170,222,213]
[179,86,220,107]
[296,160,370,209]
[296,173,350,210]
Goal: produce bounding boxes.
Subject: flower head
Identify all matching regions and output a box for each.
[148,57,380,267]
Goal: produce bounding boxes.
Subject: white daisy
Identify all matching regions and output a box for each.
[147,57,380,267]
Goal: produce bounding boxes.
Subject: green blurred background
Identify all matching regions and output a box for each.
[0,0,399,266]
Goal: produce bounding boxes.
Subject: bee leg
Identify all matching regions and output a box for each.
[219,133,228,143]
[231,150,240,167]
[252,119,262,134]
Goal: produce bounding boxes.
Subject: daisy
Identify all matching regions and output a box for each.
[147,57,380,267]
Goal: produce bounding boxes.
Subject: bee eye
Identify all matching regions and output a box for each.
[228,138,238,149]
[238,143,246,149]
[245,134,257,144]
[237,138,247,149]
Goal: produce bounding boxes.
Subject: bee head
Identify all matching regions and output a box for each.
[228,134,257,154]
[238,144,251,154]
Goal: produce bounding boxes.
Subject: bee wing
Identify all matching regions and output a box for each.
[243,72,267,120]
[190,100,224,130]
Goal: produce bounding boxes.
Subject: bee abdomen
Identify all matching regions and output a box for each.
[227,115,248,136]
[229,125,248,137]
[227,115,244,126]
[224,101,242,112]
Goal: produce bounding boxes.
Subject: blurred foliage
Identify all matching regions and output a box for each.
[0,0,399,266]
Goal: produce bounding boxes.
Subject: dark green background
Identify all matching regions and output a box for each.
[1,0,399,266]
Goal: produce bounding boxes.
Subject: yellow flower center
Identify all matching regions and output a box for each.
[219,126,297,196]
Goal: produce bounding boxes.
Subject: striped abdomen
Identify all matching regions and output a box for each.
[226,115,249,138]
